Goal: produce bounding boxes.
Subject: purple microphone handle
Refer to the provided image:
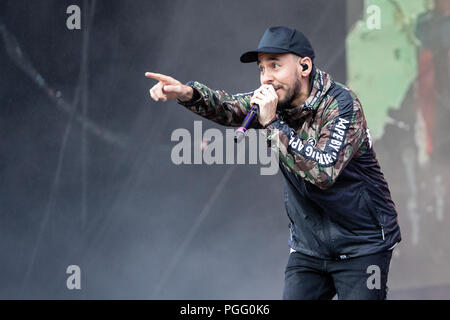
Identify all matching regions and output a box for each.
[234,104,259,143]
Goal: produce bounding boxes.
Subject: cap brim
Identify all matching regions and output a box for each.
[239,47,291,63]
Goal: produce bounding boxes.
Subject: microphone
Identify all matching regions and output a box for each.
[234,104,259,143]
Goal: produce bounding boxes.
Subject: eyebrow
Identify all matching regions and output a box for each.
[257,57,281,65]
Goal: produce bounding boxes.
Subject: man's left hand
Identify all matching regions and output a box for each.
[250,84,278,127]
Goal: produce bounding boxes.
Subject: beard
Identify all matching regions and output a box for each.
[277,74,301,110]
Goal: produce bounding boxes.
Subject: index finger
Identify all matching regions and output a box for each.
[145,72,174,83]
[263,84,277,96]
[262,84,275,91]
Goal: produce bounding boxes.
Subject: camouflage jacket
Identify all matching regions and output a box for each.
[178,67,401,260]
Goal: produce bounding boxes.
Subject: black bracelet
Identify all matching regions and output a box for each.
[263,117,279,128]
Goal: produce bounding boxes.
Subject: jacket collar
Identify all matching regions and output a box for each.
[278,66,332,121]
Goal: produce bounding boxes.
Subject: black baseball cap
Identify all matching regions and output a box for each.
[240,26,315,63]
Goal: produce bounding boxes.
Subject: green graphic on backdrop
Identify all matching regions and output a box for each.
[346,0,429,140]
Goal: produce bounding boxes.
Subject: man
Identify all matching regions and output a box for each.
[146,26,401,300]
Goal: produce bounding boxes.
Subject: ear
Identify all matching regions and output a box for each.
[298,57,312,77]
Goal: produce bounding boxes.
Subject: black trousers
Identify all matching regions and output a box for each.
[282,249,393,300]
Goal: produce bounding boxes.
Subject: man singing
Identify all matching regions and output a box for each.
[145,26,401,300]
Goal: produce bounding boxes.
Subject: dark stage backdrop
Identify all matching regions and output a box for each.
[0,0,448,299]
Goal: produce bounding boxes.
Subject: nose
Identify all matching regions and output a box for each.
[261,71,274,85]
